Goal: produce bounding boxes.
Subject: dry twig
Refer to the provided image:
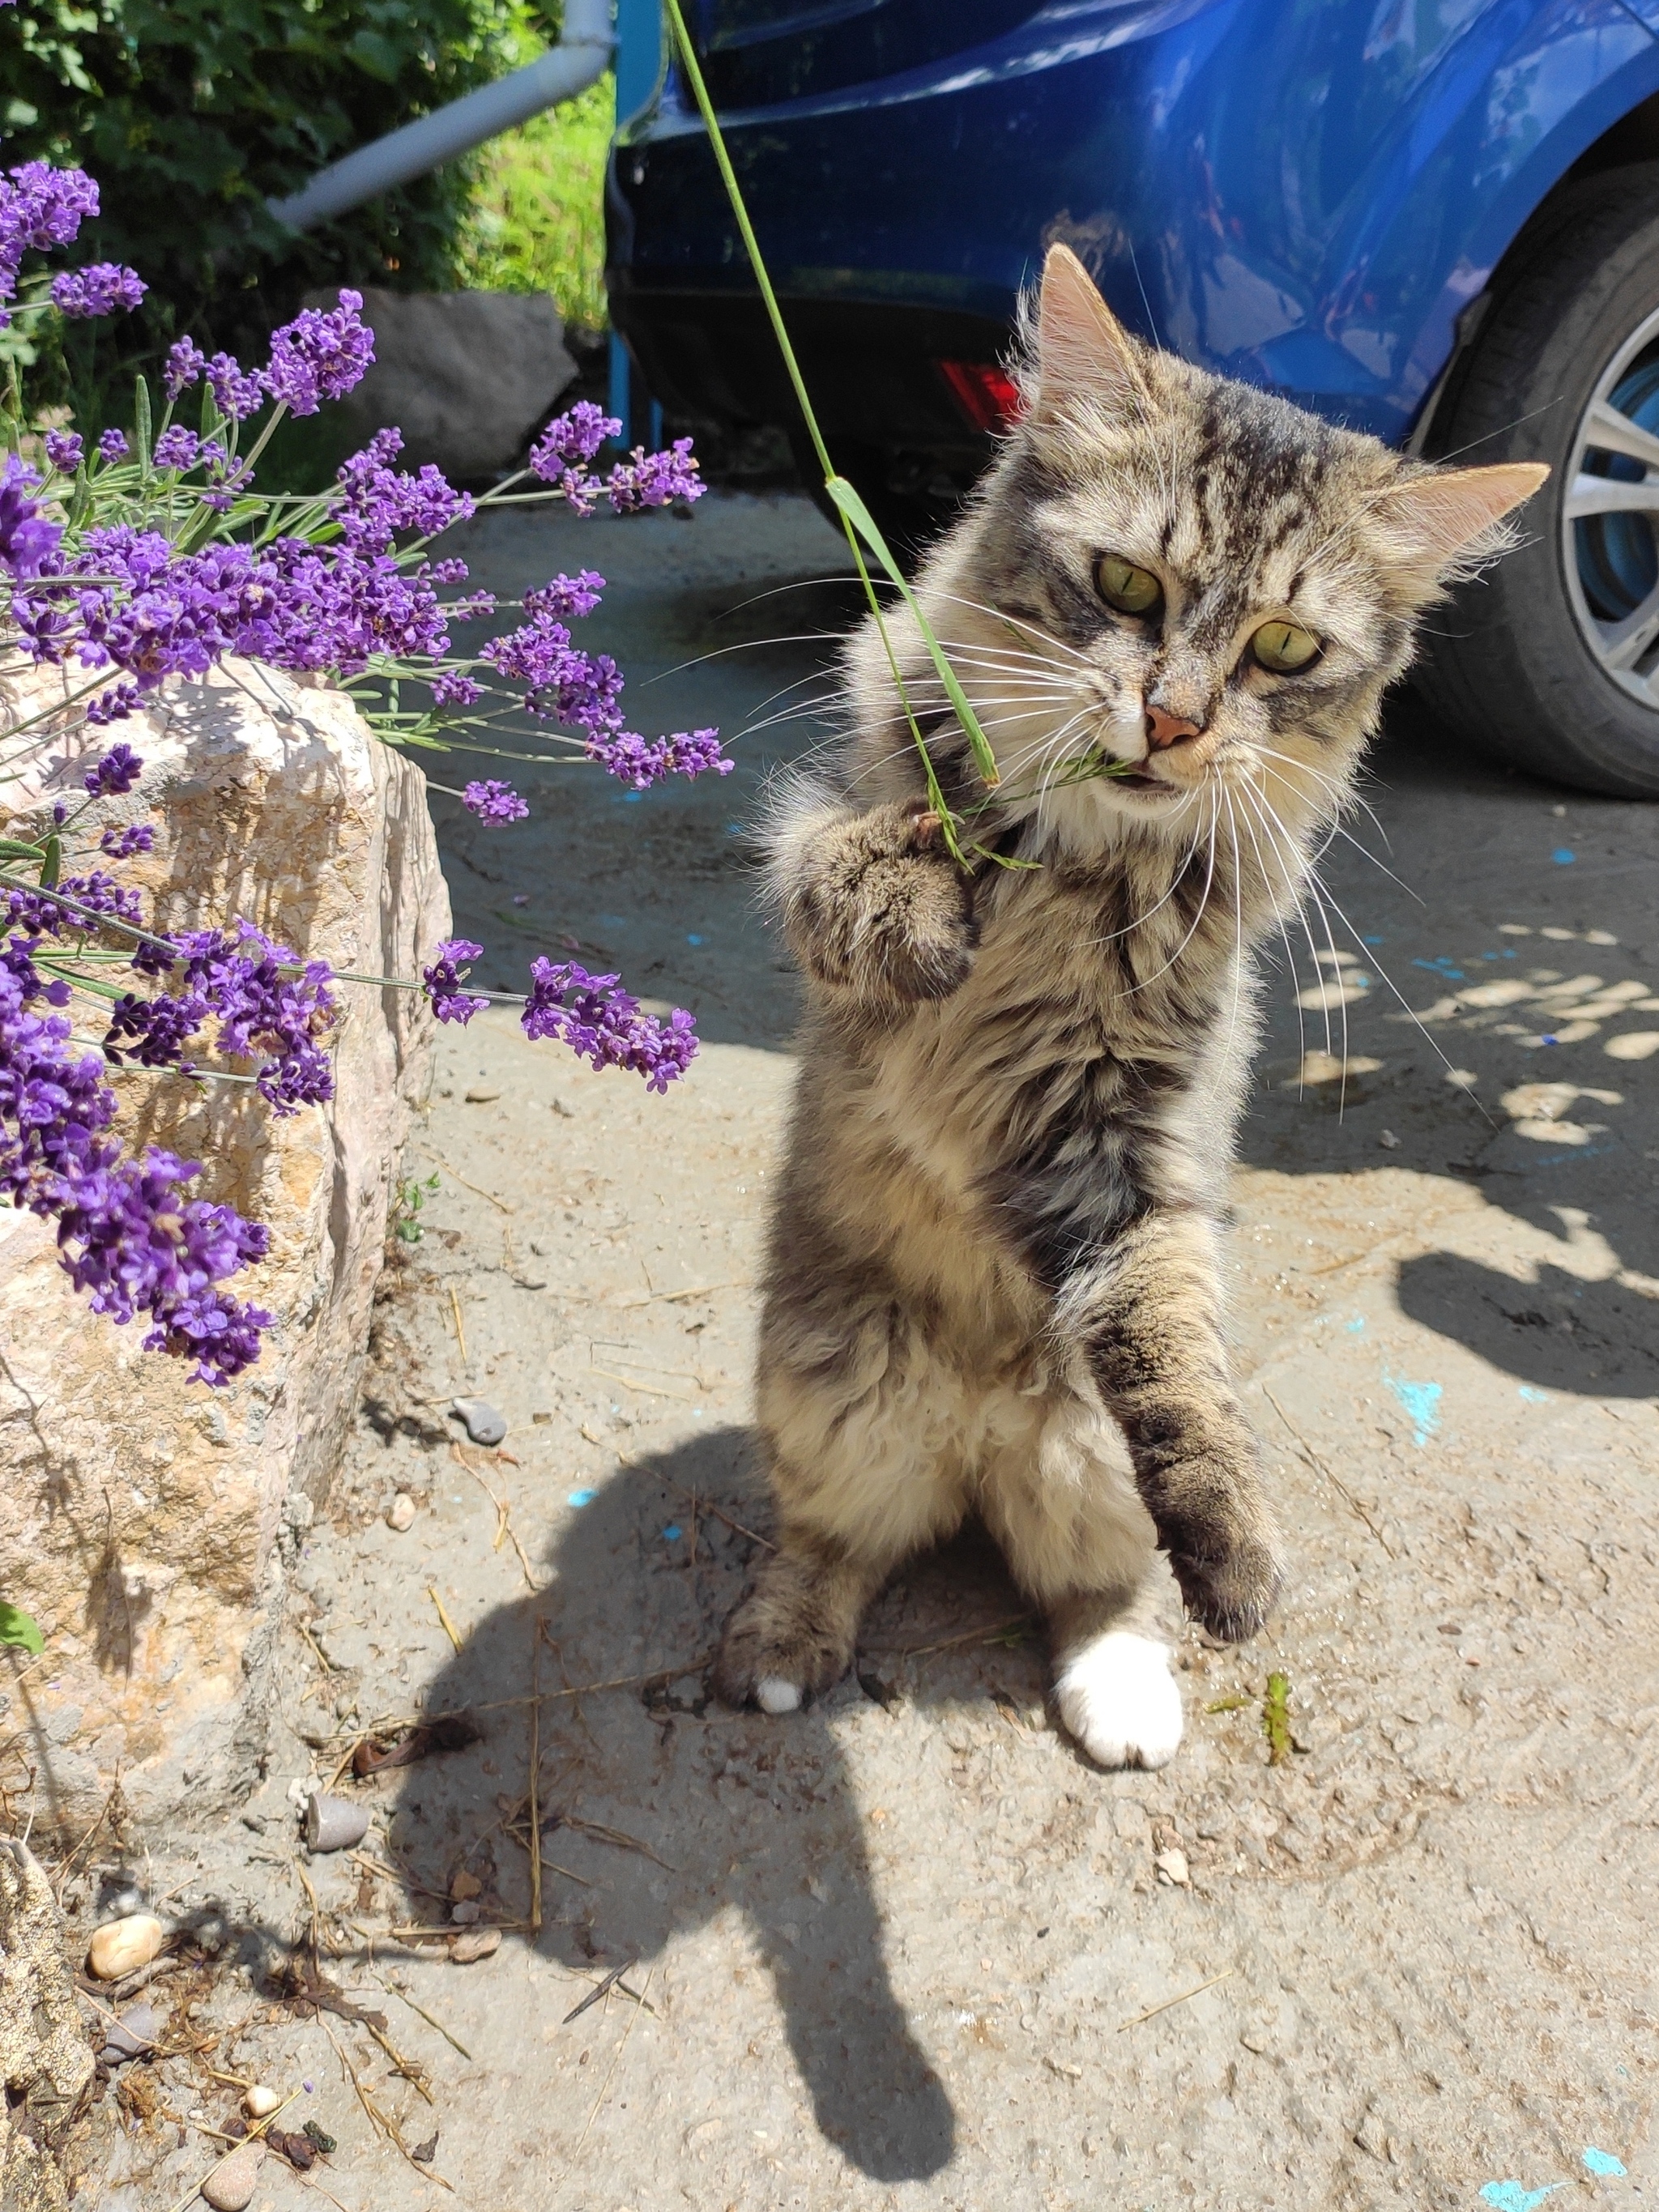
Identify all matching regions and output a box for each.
[1262,1387,1396,1559]
[1117,1967,1234,2031]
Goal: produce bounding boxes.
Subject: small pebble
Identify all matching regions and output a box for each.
[1154,1848,1191,1887]
[450,1869,481,1901]
[87,1912,164,1980]
[450,1899,482,1925]
[450,1396,506,1447]
[304,1793,369,1853]
[201,2140,262,2210]
[386,1492,416,1533]
[449,1926,501,1963]
[100,2001,159,2062]
[243,2085,281,2119]
[463,1086,501,1103]
[1378,1129,1401,1149]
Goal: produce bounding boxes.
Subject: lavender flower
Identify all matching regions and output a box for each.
[86,680,141,726]
[0,936,271,1387]
[0,455,62,578]
[44,430,83,475]
[151,425,200,471]
[84,742,143,795]
[421,938,488,1025]
[529,403,619,475]
[57,868,143,927]
[49,262,147,318]
[99,823,156,859]
[263,289,374,416]
[336,436,473,553]
[164,337,207,399]
[462,778,529,825]
[585,726,733,791]
[523,569,605,620]
[206,352,264,423]
[605,439,704,514]
[0,163,98,321]
[97,428,129,463]
[160,922,339,1114]
[522,959,697,1093]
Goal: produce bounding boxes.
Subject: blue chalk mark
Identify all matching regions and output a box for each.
[1385,1372,1442,1446]
[1363,934,1384,945]
[568,1488,597,1508]
[600,917,626,930]
[1503,946,1517,957]
[1552,847,1576,864]
[685,933,703,946]
[1346,1316,1367,1333]
[622,791,644,803]
[1481,2184,1564,2212]
[662,1524,682,1541]
[1583,2149,1626,2178]
[1541,1034,1559,1046]
[1519,1385,1549,1404]
[1413,957,1465,980]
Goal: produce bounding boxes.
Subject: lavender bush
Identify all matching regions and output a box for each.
[0,158,731,1392]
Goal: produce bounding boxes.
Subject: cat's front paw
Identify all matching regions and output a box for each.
[713,1583,856,1713]
[1167,1525,1285,1643]
[1054,1631,1183,1770]
[786,799,978,1006]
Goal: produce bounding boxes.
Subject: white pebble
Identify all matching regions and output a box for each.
[87,1912,164,1980]
[242,2084,281,2118]
[1154,1848,1191,1887]
[386,1492,416,1532]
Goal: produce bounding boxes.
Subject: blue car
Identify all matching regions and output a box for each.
[607,0,1659,796]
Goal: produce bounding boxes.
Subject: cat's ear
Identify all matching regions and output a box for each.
[1034,244,1145,423]
[1373,461,1550,577]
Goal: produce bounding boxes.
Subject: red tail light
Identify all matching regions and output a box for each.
[937,359,1023,434]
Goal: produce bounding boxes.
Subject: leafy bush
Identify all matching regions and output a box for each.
[457,66,612,330]
[0,0,543,420]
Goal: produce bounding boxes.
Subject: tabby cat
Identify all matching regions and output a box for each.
[714,244,1544,1768]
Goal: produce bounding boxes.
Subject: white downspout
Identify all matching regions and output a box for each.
[267,0,614,233]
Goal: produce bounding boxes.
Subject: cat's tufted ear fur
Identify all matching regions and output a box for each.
[1034,243,1147,424]
[1371,460,1550,590]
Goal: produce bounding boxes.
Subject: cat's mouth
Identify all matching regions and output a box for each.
[1107,766,1179,797]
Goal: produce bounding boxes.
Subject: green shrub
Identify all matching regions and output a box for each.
[1,0,545,421]
[457,65,612,332]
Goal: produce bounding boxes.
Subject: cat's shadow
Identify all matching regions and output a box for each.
[392,1423,1033,2182]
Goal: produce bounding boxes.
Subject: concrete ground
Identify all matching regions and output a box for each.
[86,492,1658,2212]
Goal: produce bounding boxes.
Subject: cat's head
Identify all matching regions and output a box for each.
[912,245,1546,855]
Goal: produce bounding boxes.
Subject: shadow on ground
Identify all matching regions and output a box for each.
[391,1425,1053,2181]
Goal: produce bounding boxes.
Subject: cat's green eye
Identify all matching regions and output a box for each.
[1095,556,1163,618]
[1251,620,1322,673]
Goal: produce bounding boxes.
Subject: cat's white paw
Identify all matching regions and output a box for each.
[755,1675,803,1715]
[1054,1631,1183,1770]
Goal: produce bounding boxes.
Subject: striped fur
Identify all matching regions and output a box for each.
[715,246,1545,1768]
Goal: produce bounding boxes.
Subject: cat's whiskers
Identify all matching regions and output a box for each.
[1235,782,1335,1063]
[1114,796,1222,996]
[1228,782,1312,1082]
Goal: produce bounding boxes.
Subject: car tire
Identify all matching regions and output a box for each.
[1414,164,1659,797]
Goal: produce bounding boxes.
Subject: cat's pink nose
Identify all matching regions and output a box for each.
[1145,704,1203,750]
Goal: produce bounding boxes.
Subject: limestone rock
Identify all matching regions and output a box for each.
[308,288,578,479]
[0,663,449,1839]
[0,1839,94,2212]
[87,1912,164,1980]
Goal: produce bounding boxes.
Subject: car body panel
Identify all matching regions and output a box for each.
[611,0,1659,444]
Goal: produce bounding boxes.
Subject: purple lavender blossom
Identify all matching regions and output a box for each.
[85,680,141,726]
[0,455,62,578]
[151,425,200,471]
[163,923,339,1114]
[529,403,619,476]
[57,868,144,927]
[522,959,697,1093]
[49,262,146,318]
[104,989,203,1069]
[336,437,473,553]
[206,352,264,423]
[0,164,99,321]
[585,726,732,791]
[164,337,207,399]
[97,428,129,463]
[44,430,83,475]
[523,570,605,620]
[462,778,529,825]
[0,936,272,1387]
[263,289,374,417]
[421,938,488,1025]
[100,823,156,859]
[84,741,143,795]
[604,439,704,514]
[431,671,482,708]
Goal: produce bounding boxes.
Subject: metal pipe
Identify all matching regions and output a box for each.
[267,0,614,233]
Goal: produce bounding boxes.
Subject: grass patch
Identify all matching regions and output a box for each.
[457,70,613,332]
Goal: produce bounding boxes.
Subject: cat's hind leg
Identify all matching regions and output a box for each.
[715,1301,969,1713]
[979,1388,1183,1771]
